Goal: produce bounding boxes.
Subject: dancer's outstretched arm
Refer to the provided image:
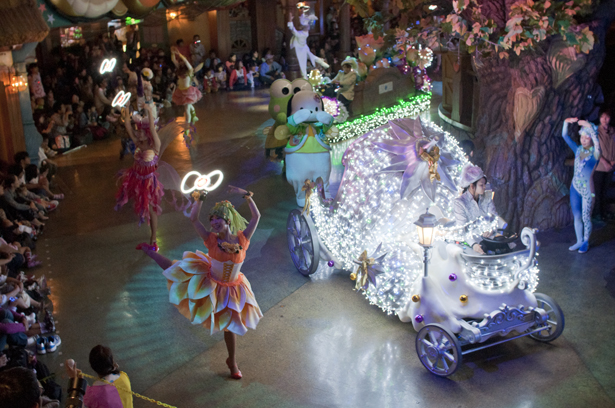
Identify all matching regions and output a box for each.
[228,185,260,239]
[143,104,161,153]
[122,107,138,144]
[190,200,213,241]
[177,52,194,75]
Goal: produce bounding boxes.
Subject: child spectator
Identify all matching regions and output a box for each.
[225,53,237,74]
[27,64,46,99]
[204,68,218,93]
[246,63,260,88]
[214,63,227,90]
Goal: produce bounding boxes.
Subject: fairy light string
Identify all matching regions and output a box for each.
[310,118,540,315]
[330,92,431,143]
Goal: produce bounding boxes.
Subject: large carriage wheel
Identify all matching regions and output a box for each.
[415,324,462,377]
[529,293,565,342]
[286,209,321,276]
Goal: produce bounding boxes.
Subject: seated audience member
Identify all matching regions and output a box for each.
[205,50,221,71]
[28,163,63,201]
[214,63,227,90]
[229,61,249,91]
[259,54,285,86]
[204,68,218,93]
[0,209,36,253]
[1,175,47,227]
[246,63,260,88]
[225,53,237,74]
[0,367,41,407]
[66,345,133,408]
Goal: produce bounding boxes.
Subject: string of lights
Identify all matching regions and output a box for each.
[309,118,540,315]
[329,92,432,143]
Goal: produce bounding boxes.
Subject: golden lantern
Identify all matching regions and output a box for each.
[10,73,27,93]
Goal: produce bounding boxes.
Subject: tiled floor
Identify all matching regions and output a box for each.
[37,86,615,408]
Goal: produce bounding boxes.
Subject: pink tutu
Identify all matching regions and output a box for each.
[172,86,202,105]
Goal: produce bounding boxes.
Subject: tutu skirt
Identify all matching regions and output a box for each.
[115,158,163,225]
[172,86,202,105]
[163,250,262,335]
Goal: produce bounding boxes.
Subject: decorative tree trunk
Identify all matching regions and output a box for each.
[472,4,615,231]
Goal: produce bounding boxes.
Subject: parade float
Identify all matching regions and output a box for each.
[284,116,564,377]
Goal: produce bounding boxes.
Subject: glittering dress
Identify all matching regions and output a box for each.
[115,148,163,225]
[163,231,262,335]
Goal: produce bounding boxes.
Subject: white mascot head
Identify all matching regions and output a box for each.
[287,90,332,125]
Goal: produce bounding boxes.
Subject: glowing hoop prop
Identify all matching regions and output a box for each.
[112,91,131,108]
[100,58,117,74]
[181,170,224,194]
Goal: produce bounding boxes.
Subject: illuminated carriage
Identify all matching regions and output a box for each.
[285,117,564,376]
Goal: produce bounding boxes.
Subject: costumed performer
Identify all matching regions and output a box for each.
[562,117,601,253]
[275,89,335,207]
[453,164,507,254]
[332,57,358,116]
[171,47,203,144]
[115,104,163,250]
[287,11,330,79]
[265,78,313,161]
[139,186,263,380]
[137,68,156,118]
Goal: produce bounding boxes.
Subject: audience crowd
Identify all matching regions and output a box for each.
[0,149,63,403]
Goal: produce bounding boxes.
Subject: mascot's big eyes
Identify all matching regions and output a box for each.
[291,78,312,94]
[270,79,292,99]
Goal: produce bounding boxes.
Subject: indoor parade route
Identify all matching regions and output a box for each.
[40,87,615,408]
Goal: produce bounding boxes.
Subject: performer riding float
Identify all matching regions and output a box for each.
[288,9,330,79]
[562,117,601,253]
[139,186,263,379]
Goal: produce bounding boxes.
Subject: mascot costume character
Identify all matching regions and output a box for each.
[275,90,337,207]
[265,78,313,160]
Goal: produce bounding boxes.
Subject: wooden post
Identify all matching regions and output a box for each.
[208,11,219,53]
[249,0,277,54]
[217,9,232,60]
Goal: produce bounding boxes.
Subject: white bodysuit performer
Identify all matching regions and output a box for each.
[288,11,330,79]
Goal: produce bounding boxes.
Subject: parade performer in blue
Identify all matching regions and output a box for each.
[562,117,601,253]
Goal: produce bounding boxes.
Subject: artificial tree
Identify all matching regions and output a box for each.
[347,0,615,230]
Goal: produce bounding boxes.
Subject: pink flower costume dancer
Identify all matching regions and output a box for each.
[171,47,203,146]
[141,187,262,379]
[115,105,163,249]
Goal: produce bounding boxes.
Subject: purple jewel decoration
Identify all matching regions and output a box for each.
[327,260,335,267]
[449,273,457,282]
[414,314,424,323]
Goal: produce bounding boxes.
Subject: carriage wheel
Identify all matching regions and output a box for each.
[529,293,565,342]
[416,324,462,377]
[286,209,321,276]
